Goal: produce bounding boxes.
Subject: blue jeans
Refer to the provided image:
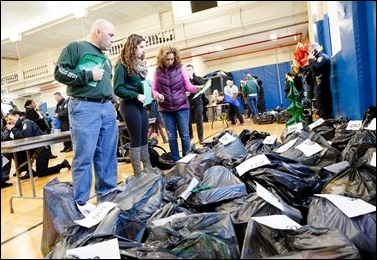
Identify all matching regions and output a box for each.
[248,95,259,117]
[68,99,118,205]
[161,109,190,162]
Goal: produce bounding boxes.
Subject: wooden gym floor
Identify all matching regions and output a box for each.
[1,119,286,259]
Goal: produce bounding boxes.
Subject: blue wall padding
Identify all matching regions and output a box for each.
[230,61,292,111]
[333,1,374,119]
[366,1,376,106]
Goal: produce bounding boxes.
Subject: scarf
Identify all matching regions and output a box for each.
[134,58,148,78]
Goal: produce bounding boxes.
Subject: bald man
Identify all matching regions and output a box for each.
[54,19,118,211]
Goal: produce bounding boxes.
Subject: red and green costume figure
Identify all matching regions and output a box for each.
[285,76,308,127]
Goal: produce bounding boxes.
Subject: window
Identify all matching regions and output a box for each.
[191,1,217,13]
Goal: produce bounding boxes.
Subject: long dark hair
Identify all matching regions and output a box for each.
[117,34,145,74]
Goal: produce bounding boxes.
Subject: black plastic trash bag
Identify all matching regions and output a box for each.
[341,129,376,165]
[99,172,168,223]
[310,118,339,140]
[307,196,376,259]
[147,201,194,227]
[217,192,302,225]
[321,161,376,206]
[212,132,248,162]
[330,121,357,152]
[146,212,240,259]
[41,178,83,257]
[278,130,341,167]
[216,192,302,253]
[168,151,218,181]
[361,105,376,128]
[93,207,146,243]
[185,165,248,209]
[240,153,327,210]
[244,131,281,157]
[241,219,361,259]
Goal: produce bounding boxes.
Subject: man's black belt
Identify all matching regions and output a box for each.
[72,97,112,103]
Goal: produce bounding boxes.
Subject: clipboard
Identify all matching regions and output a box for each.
[141,80,152,107]
[192,78,212,99]
[76,53,107,87]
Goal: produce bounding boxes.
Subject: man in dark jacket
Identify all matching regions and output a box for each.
[308,42,333,119]
[5,110,71,180]
[54,92,72,152]
[186,64,205,143]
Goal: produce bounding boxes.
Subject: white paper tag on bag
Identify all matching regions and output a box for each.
[315,194,376,218]
[346,120,362,130]
[236,154,271,176]
[262,135,277,144]
[179,177,199,200]
[370,152,376,167]
[74,202,117,228]
[287,122,303,133]
[295,139,323,157]
[308,118,324,130]
[66,238,120,259]
[219,132,236,145]
[255,181,284,211]
[251,215,301,230]
[178,153,197,163]
[275,138,297,153]
[365,118,376,130]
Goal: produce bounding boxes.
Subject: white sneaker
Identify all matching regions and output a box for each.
[77,202,96,217]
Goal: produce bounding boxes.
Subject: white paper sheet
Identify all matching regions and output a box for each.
[74,202,117,228]
[179,177,199,200]
[314,194,376,218]
[346,120,362,130]
[275,138,297,153]
[295,139,323,157]
[365,118,376,130]
[323,161,349,174]
[262,135,277,144]
[287,122,303,133]
[251,215,301,230]
[66,238,120,259]
[236,154,271,176]
[370,152,376,167]
[308,118,324,130]
[152,213,186,226]
[178,153,197,163]
[255,181,284,211]
[219,132,236,145]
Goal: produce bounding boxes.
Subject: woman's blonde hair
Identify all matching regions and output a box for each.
[155,44,182,69]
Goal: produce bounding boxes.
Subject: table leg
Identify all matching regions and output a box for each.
[12,152,22,196]
[9,149,43,213]
[26,150,37,198]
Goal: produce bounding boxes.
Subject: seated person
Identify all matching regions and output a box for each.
[1,115,13,188]
[5,110,71,180]
[215,92,244,125]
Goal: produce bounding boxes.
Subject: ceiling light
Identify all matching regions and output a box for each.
[214,46,224,51]
[269,34,277,40]
[9,33,22,43]
[74,8,88,19]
